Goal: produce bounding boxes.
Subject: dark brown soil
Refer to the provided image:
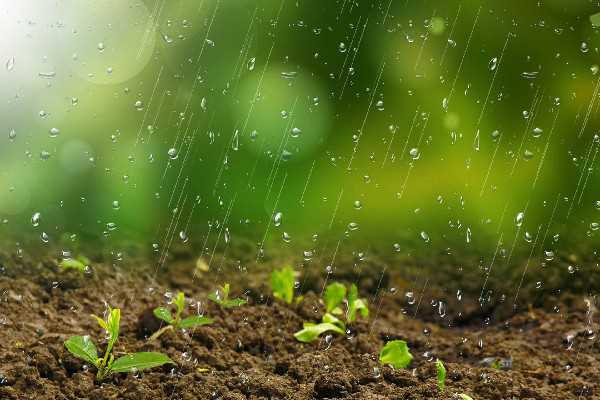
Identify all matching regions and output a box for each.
[0,246,598,400]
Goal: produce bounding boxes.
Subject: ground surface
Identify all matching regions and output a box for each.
[0,245,598,400]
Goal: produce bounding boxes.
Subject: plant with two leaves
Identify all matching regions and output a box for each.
[64,306,174,381]
[270,266,296,304]
[294,282,369,343]
[208,283,247,308]
[436,359,446,391]
[379,340,413,369]
[151,292,213,340]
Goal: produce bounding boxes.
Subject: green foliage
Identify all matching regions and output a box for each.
[293,281,369,343]
[294,313,345,343]
[436,359,446,391]
[59,255,90,272]
[346,284,369,322]
[324,282,346,313]
[379,340,413,369]
[270,266,296,304]
[208,283,247,308]
[64,306,173,381]
[152,292,213,338]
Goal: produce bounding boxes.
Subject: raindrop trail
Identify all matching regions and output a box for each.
[577,75,600,139]
[480,132,502,197]
[135,66,164,146]
[329,187,344,229]
[346,60,386,170]
[568,134,600,217]
[472,31,511,149]
[397,106,420,162]
[439,4,462,67]
[338,17,368,100]
[512,224,542,307]
[532,110,560,189]
[445,5,481,108]
[413,9,436,71]
[299,159,316,205]
[510,87,544,176]
[257,172,288,261]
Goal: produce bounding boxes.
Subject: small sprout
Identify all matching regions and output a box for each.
[271,266,296,304]
[208,283,247,308]
[294,313,345,343]
[346,283,369,322]
[436,359,446,391]
[458,395,474,400]
[59,255,90,272]
[64,306,173,381]
[324,282,346,314]
[379,340,413,369]
[151,292,213,340]
[294,282,369,343]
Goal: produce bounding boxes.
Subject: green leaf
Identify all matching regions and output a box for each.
[174,292,185,316]
[110,352,174,374]
[379,340,413,369]
[347,284,369,322]
[64,335,98,365]
[436,359,446,391]
[59,258,86,272]
[179,316,213,329]
[294,322,345,343]
[322,312,346,330]
[220,298,247,308]
[107,308,121,346]
[153,307,174,324]
[458,395,474,400]
[324,282,346,313]
[270,266,295,304]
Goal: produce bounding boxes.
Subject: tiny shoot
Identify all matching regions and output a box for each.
[270,266,296,304]
[59,255,91,273]
[458,395,474,400]
[151,291,213,340]
[64,306,173,381]
[294,313,345,343]
[208,283,247,308]
[436,359,446,391]
[379,340,413,369]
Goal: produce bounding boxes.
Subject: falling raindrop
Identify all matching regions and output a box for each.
[516,212,524,227]
[532,127,543,138]
[273,212,282,227]
[409,148,420,160]
[168,148,178,160]
[49,127,60,138]
[489,57,498,71]
[31,212,41,227]
[290,127,302,138]
[5,57,15,71]
[8,129,16,141]
[247,57,256,71]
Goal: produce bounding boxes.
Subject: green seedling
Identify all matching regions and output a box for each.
[294,282,369,343]
[436,359,446,391]
[379,340,413,369]
[294,313,346,343]
[64,306,173,381]
[346,283,369,322]
[151,292,213,340]
[59,255,91,273]
[323,282,369,322]
[208,283,247,308]
[271,266,296,304]
[458,395,474,400]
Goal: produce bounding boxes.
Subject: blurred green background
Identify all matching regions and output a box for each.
[1,0,599,262]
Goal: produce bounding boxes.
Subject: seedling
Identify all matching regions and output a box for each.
[64,306,173,381]
[151,291,213,340]
[294,313,345,343]
[436,359,446,391]
[294,282,369,343]
[271,266,296,304]
[59,255,91,273]
[458,395,474,400]
[208,283,247,308]
[379,340,413,369]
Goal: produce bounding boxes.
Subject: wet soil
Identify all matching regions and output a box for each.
[0,246,598,400]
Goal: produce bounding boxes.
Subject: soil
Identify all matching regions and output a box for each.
[0,244,598,400]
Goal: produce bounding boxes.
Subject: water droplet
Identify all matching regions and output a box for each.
[179,231,189,243]
[8,129,16,141]
[420,231,430,242]
[515,212,524,227]
[338,42,347,52]
[347,222,359,231]
[97,42,105,52]
[31,212,41,227]
[532,127,543,138]
[290,127,302,138]
[168,148,178,159]
[247,57,255,71]
[273,212,282,227]
[489,57,498,71]
[409,148,420,160]
[5,57,15,71]
[375,100,384,111]
[49,127,60,138]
